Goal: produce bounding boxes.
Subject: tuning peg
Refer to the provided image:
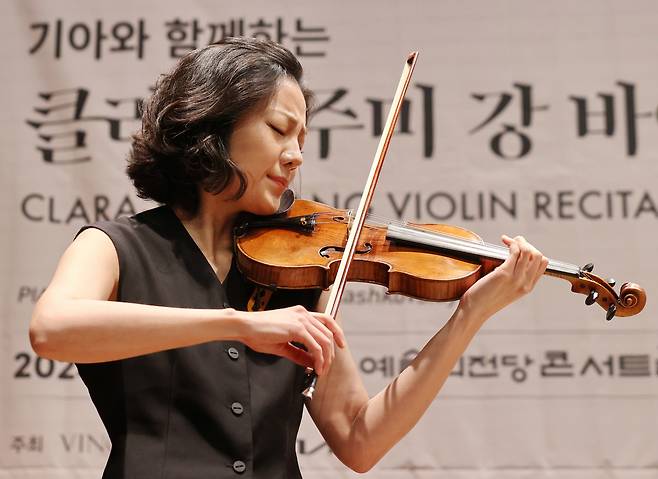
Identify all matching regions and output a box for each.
[585,290,599,305]
[606,304,617,321]
[606,278,616,287]
[581,263,594,273]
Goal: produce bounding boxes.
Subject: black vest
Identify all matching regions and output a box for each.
[77,206,319,479]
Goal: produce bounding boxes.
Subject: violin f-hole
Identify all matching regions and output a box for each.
[319,243,373,258]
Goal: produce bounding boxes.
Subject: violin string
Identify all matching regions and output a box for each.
[321,211,563,268]
[306,210,580,274]
[362,212,580,273]
[300,210,580,274]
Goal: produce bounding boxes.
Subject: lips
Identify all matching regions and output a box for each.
[267,175,288,190]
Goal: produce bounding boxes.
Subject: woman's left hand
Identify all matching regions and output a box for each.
[458,235,549,321]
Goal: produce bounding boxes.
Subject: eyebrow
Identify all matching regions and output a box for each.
[273,109,307,136]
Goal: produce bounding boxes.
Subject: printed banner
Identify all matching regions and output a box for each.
[2,1,656,478]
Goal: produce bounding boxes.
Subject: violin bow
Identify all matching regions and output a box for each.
[303,52,419,398]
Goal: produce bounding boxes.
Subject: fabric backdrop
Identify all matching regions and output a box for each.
[2,1,657,477]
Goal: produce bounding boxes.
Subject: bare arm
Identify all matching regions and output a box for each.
[307,236,549,473]
[30,228,246,362]
[30,228,345,367]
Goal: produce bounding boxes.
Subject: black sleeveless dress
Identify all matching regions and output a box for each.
[76,206,319,479]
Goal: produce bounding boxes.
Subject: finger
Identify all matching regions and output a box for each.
[312,313,346,348]
[309,315,334,344]
[295,327,325,375]
[308,316,336,363]
[531,255,549,287]
[290,306,332,374]
[500,235,521,272]
[514,241,544,291]
[513,237,539,278]
[279,343,314,369]
[515,245,532,276]
[304,318,333,375]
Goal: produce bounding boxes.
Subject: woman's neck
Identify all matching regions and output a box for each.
[175,193,241,280]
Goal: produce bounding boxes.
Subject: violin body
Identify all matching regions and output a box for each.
[235,199,646,319]
[236,199,487,301]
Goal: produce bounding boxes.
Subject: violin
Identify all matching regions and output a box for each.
[236,52,646,398]
[235,198,646,321]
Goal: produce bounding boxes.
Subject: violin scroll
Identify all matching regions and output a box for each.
[617,282,647,317]
[566,268,646,320]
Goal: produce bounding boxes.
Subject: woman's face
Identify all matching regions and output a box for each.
[227,77,306,215]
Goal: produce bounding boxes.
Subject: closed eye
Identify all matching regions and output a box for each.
[269,124,284,135]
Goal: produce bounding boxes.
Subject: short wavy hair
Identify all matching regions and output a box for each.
[127,37,313,214]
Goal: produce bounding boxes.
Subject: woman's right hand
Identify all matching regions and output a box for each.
[239,306,346,376]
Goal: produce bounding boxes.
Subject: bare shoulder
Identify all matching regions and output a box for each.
[44,227,119,302]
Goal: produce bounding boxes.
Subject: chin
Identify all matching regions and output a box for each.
[249,198,280,216]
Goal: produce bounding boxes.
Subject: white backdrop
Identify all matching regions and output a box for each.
[1,1,657,478]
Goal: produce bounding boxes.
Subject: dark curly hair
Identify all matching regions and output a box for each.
[127,37,313,214]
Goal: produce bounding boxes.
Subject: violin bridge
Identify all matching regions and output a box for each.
[346,209,355,232]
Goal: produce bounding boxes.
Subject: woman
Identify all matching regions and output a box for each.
[30,37,548,478]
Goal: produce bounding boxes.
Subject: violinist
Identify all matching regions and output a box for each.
[30,37,549,478]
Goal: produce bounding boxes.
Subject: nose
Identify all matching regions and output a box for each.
[281,148,303,171]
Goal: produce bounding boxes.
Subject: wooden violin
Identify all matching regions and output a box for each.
[237,52,646,398]
[235,199,646,321]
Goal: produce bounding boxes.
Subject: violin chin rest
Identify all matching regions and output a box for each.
[276,189,295,214]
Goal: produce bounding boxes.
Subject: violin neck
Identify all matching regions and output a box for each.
[385,223,581,279]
